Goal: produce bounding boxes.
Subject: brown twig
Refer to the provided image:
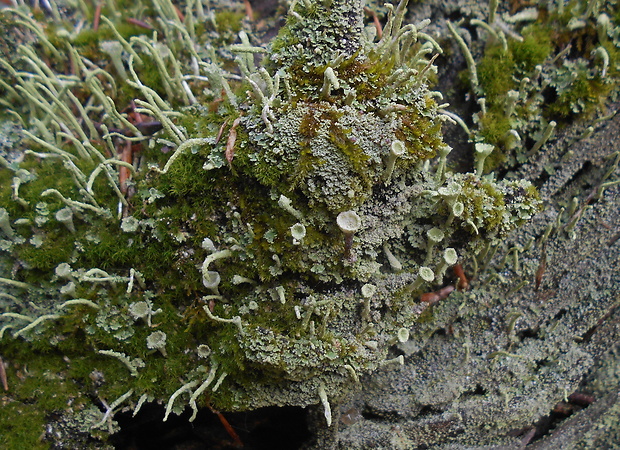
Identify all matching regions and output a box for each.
[126,18,154,30]
[581,302,620,341]
[519,427,536,448]
[173,4,185,22]
[420,285,455,304]
[0,356,8,391]
[215,119,229,145]
[243,0,254,20]
[225,117,242,166]
[453,263,469,291]
[535,245,547,291]
[206,401,244,448]
[119,140,132,195]
[364,7,383,39]
[93,2,102,31]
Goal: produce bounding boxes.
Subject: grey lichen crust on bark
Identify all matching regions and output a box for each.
[324,105,620,449]
[304,0,620,447]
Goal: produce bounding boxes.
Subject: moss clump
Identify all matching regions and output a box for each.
[214,10,245,43]
[0,402,49,449]
[510,24,553,71]
[477,109,512,149]
[477,46,517,103]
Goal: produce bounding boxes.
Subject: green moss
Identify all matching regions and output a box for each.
[214,10,245,39]
[0,168,17,216]
[71,28,102,48]
[114,22,155,40]
[339,56,392,101]
[477,46,517,105]
[328,124,372,191]
[81,228,138,269]
[292,143,324,189]
[395,105,442,164]
[238,150,289,188]
[285,52,396,104]
[156,149,219,199]
[0,402,49,449]
[131,53,166,100]
[509,25,553,71]
[299,108,321,138]
[0,339,93,448]
[457,174,508,236]
[17,229,76,272]
[478,109,512,146]
[14,156,81,206]
[471,23,553,158]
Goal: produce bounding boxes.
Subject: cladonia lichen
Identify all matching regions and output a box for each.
[0,0,553,444]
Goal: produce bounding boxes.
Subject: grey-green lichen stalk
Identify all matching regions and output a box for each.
[0,0,541,437]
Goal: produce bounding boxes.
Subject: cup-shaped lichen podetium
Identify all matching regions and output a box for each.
[384,140,406,184]
[290,222,307,245]
[146,331,167,357]
[336,210,362,262]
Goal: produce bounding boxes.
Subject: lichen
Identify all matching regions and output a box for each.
[0,0,553,445]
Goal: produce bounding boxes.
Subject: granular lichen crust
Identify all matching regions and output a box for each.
[0,0,550,445]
